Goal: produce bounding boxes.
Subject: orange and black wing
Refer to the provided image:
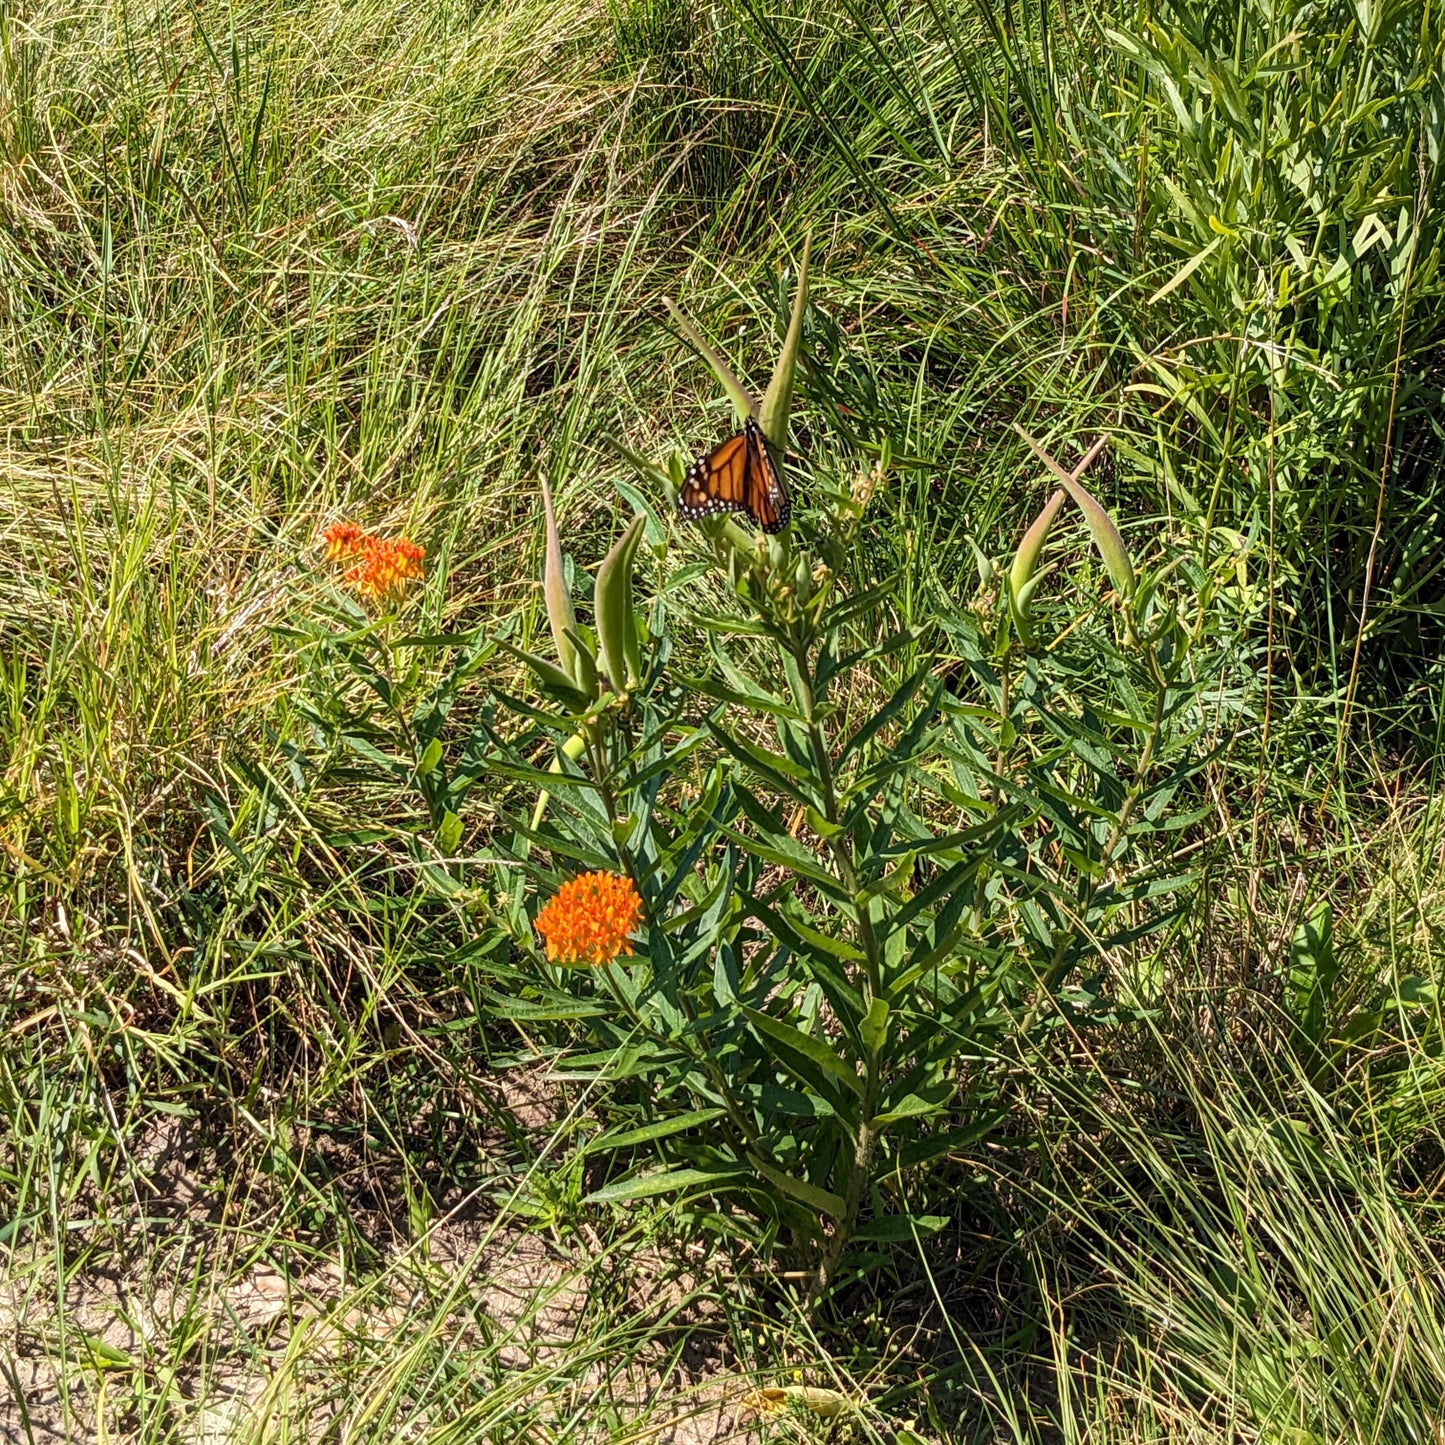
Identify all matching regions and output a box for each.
[741,420,791,533]
[677,418,791,535]
[677,430,751,524]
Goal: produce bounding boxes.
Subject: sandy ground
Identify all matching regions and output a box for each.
[1,1096,770,1444]
[1,1226,750,1443]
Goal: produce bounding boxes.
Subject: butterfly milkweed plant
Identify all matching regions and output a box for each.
[297,247,1237,1295]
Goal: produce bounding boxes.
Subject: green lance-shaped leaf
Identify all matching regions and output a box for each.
[663,297,756,425]
[1013,427,1134,599]
[501,642,592,710]
[859,996,890,1056]
[541,478,580,684]
[1008,488,1065,645]
[758,232,811,455]
[595,514,645,695]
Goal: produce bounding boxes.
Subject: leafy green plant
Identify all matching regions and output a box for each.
[464,264,1238,1291]
[283,612,501,888]
[285,266,1243,1293]
[11,0,1445,1436]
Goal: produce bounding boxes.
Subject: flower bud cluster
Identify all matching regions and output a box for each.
[323,521,425,604]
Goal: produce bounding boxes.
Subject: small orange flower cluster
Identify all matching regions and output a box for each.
[323,521,425,604]
[323,521,367,561]
[534,871,643,966]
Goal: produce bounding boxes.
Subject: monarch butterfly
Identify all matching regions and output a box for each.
[676,417,791,534]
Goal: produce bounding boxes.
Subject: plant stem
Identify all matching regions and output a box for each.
[795,642,885,1007]
[586,713,758,1153]
[1100,648,1169,874]
[790,633,886,1289]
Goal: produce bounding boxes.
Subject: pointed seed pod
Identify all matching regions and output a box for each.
[759,232,811,456]
[541,478,580,684]
[596,514,645,695]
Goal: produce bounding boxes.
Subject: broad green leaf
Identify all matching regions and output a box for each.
[739,1003,866,1100]
[684,676,808,723]
[1146,234,1223,304]
[763,903,866,964]
[868,1093,943,1129]
[341,733,411,780]
[747,1151,844,1219]
[820,574,903,631]
[720,812,842,897]
[895,1112,1007,1170]
[1288,900,1338,1049]
[860,997,890,1055]
[840,665,930,762]
[730,781,797,842]
[484,991,609,1021]
[585,1165,750,1204]
[710,719,818,789]
[588,1108,726,1152]
[851,1214,949,1242]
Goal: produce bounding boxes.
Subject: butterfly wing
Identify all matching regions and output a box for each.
[677,418,791,534]
[743,420,791,534]
[677,430,752,524]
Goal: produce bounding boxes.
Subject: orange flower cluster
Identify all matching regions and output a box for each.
[323,520,367,560]
[323,521,425,604]
[534,871,643,966]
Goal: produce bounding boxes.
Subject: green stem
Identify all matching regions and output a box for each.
[994,645,1015,807]
[1018,645,1168,1038]
[1100,648,1168,873]
[789,632,885,1292]
[595,962,760,1152]
[814,1120,877,1298]
[790,637,883,1002]
[584,716,757,1153]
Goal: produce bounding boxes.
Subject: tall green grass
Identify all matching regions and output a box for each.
[2,0,1444,1439]
[734,0,1445,708]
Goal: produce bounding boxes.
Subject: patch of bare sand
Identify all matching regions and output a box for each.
[1,1144,761,1445]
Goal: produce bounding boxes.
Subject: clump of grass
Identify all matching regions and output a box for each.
[737,0,1445,708]
[3,0,1445,1440]
[1019,1024,1445,1441]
